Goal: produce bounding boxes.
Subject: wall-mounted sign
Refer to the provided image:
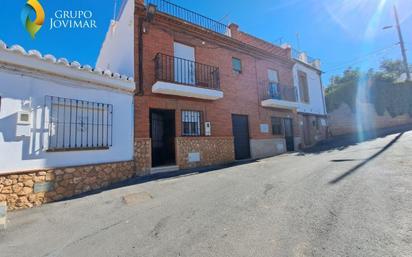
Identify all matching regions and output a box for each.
[260,124,269,133]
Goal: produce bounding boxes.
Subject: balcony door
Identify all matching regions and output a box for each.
[174,42,196,85]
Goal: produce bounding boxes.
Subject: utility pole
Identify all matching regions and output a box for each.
[393,5,410,81]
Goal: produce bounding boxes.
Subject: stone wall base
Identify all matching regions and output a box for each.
[134,138,152,175]
[176,137,235,169]
[0,161,135,211]
[250,138,286,159]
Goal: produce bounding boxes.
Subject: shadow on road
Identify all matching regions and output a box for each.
[330,159,363,162]
[328,132,404,185]
[303,124,412,155]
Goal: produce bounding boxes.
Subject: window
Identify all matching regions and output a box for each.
[268,69,280,99]
[268,69,279,83]
[182,110,202,136]
[271,117,284,136]
[232,57,242,74]
[298,71,310,103]
[45,96,113,151]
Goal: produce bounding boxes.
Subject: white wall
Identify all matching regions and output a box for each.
[96,0,134,78]
[293,62,327,116]
[0,68,134,173]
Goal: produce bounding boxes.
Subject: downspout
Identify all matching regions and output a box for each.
[137,16,144,96]
[319,71,330,138]
[319,71,327,116]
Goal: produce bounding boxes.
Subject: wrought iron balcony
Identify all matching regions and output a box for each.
[261,82,298,109]
[154,53,220,89]
[145,0,230,36]
[153,53,223,100]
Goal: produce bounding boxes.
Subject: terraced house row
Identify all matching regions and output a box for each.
[0,0,327,212]
[98,0,328,172]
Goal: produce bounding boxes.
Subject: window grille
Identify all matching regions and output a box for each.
[182,110,202,136]
[271,117,284,136]
[45,96,113,152]
[268,82,280,99]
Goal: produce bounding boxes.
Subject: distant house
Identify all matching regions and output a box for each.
[291,50,328,147]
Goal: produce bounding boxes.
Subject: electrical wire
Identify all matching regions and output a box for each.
[324,44,399,73]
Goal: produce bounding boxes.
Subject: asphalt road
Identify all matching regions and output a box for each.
[1,131,411,257]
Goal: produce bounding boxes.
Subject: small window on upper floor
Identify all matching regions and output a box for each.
[232,57,242,74]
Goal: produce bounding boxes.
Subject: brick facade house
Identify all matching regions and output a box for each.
[98,0,327,174]
[132,0,302,173]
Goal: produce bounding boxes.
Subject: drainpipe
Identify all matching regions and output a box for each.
[319,72,327,116]
[136,16,144,96]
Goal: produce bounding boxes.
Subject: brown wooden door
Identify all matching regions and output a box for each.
[303,115,312,146]
[284,118,295,152]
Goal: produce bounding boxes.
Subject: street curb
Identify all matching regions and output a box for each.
[0,202,6,230]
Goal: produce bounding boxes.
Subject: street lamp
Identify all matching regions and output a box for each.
[146,4,157,22]
[382,6,410,81]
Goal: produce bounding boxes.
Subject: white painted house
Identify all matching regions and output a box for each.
[0,40,135,174]
[96,0,134,78]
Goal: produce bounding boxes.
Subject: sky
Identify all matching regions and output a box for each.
[1,0,411,85]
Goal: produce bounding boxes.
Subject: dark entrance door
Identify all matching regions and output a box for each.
[283,118,295,152]
[302,115,312,146]
[150,109,176,167]
[232,114,251,160]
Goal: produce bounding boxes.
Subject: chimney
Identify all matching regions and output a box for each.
[313,59,321,70]
[298,52,308,63]
[281,43,292,59]
[228,23,239,38]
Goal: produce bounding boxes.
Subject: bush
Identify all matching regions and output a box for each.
[326,80,412,117]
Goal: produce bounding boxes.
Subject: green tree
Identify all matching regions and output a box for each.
[373,59,405,82]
